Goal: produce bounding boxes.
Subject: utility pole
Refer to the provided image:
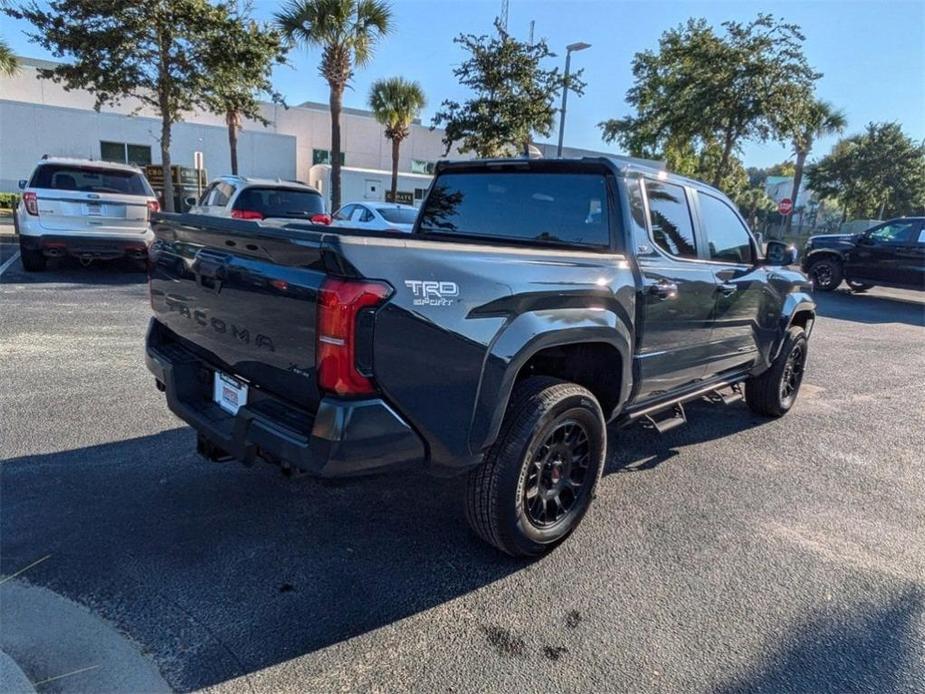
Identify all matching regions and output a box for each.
[500,0,509,30]
[556,42,590,157]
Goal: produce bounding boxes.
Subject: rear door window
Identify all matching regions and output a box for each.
[379,207,418,224]
[643,180,697,259]
[233,187,324,220]
[417,171,610,247]
[29,164,153,196]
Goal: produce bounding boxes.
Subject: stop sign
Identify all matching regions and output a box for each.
[778,198,793,216]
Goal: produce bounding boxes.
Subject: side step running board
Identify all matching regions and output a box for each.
[643,403,686,434]
[704,382,744,406]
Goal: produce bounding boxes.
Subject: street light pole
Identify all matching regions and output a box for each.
[556,42,590,158]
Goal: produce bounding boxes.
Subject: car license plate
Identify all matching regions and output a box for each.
[213,371,248,415]
[86,202,102,216]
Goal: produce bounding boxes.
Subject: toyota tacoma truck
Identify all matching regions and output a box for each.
[146,157,815,556]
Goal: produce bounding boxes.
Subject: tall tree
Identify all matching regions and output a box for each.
[432,19,584,158]
[783,99,846,234]
[600,14,818,187]
[203,9,288,175]
[11,0,233,211]
[807,122,925,220]
[368,77,426,201]
[275,0,391,212]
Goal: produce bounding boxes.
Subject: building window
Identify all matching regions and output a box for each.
[414,187,427,201]
[312,148,345,166]
[100,141,152,166]
[411,159,436,175]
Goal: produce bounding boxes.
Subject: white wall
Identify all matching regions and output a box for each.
[0,100,296,191]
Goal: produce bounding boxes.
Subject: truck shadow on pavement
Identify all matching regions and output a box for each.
[605,400,773,475]
[4,257,148,285]
[0,428,526,691]
[813,290,925,327]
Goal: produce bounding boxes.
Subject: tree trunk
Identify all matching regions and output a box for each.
[390,136,400,201]
[784,148,808,236]
[713,128,736,189]
[157,32,174,212]
[330,85,344,212]
[227,110,239,176]
[878,197,886,219]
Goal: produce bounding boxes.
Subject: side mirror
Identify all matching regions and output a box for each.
[184,196,198,209]
[18,179,27,190]
[765,240,798,267]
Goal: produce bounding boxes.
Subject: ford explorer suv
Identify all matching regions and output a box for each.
[145,157,815,556]
[802,217,925,292]
[15,157,159,271]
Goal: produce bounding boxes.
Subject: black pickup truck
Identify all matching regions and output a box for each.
[146,157,815,556]
[801,217,925,292]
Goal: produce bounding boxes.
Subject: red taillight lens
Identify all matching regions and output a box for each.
[146,199,160,218]
[231,209,264,220]
[310,213,332,225]
[317,278,391,396]
[23,192,38,216]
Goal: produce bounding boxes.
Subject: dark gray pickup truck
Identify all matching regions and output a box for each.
[146,157,815,556]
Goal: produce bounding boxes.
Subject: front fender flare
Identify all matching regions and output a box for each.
[771,291,816,360]
[467,308,633,455]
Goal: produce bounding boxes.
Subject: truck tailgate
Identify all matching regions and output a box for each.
[148,215,329,410]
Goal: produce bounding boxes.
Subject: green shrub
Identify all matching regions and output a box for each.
[0,193,20,210]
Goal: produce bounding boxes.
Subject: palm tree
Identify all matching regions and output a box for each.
[785,99,847,235]
[275,0,391,212]
[368,77,425,201]
[0,38,18,77]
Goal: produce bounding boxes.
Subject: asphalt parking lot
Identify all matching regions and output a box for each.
[1,244,924,693]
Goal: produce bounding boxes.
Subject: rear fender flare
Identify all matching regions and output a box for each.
[467,308,633,455]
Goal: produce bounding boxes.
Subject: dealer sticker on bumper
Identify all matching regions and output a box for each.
[213,371,248,415]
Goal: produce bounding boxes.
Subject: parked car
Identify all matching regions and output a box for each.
[15,157,158,272]
[188,176,331,225]
[332,201,418,232]
[802,217,925,291]
[146,157,814,556]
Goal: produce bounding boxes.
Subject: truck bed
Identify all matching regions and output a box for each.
[148,212,636,472]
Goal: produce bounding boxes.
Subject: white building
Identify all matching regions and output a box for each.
[0,56,606,210]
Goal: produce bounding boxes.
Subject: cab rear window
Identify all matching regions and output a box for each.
[417,172,610,247]
[233,187,325,219]
[29,164,153,196]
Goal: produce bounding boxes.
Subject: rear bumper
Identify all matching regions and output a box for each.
[145,319,425,478]
[19,233,151,261]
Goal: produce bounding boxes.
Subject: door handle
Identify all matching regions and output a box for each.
[648,280,678,300]
[717,282,738,296]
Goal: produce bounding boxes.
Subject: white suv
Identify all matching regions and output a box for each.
[15,157,158,272]
[189,176,330,225]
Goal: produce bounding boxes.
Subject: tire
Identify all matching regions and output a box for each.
[465,377,606,557]
[19,242,46,272]
[746,326,808,417]
[847,280,872,293]
[807,256,842,291]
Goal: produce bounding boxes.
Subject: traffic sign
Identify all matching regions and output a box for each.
[778,198,793,216]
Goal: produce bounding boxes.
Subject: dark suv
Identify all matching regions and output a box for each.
[802,218,925,292]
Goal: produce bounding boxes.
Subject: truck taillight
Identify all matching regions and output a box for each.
[316,278,391,396]
[231,209,264,220]
[146,199,160,218]
[23,192,38,216]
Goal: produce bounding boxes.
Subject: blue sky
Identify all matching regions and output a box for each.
[3,0,923,168]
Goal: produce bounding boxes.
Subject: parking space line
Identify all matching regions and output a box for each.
[0,251,21,277]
